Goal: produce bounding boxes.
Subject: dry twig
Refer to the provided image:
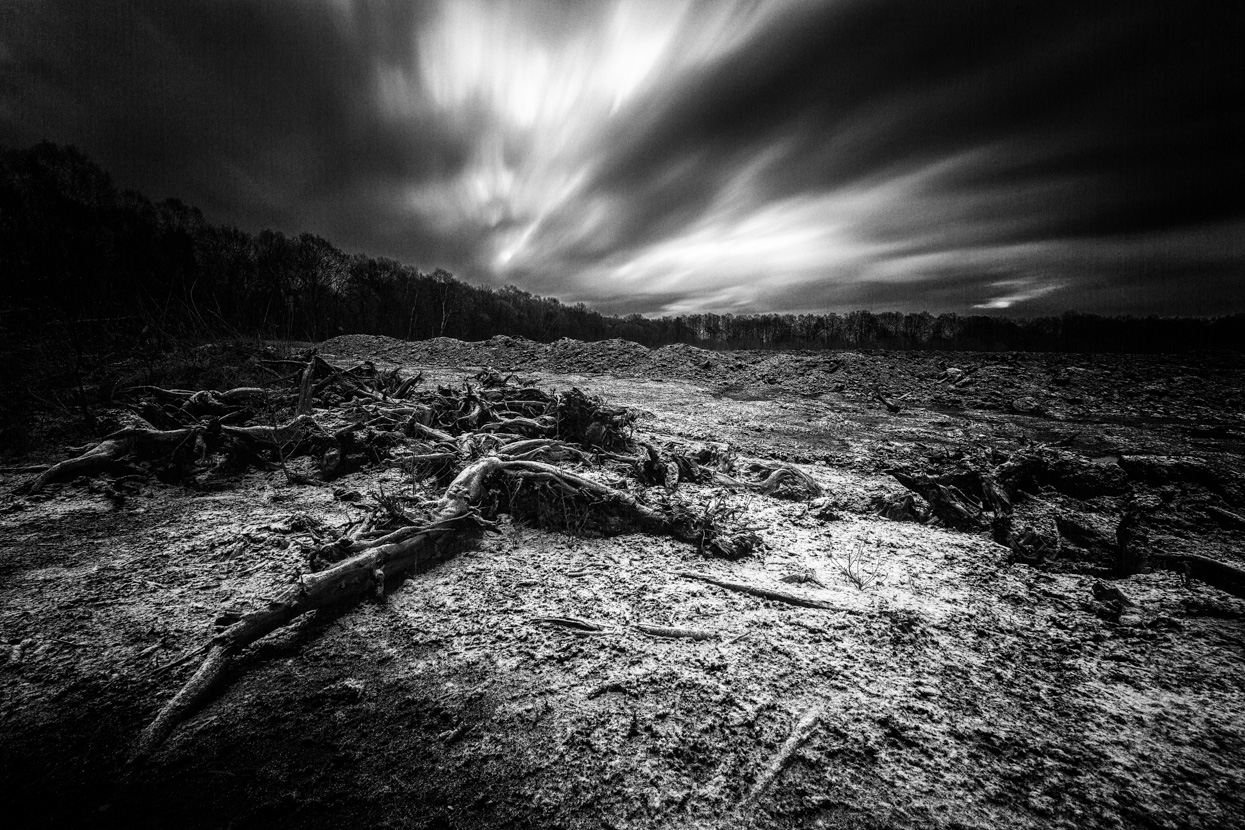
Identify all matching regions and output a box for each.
[828,538,888,590]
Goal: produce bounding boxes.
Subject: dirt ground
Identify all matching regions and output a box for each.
[2,335,1244,829]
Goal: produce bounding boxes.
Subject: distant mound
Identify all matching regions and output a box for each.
[317,333,849,393]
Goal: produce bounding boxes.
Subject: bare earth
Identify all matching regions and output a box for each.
[3,335,1244,829]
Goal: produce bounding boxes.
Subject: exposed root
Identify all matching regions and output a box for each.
[221,413,319,447]
[742,703,824,806]
[715,465,823,499]
[666,495,764,559]
[887,469,984,530]
[18,426,205,493]
[20,358,838,766]
[133,491,486,763]
[534,617,606,632]
[678,570,852,611]
[131,453,772,761]
[635,623,718,640]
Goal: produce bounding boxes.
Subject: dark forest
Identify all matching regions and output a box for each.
[4,142,1241,358]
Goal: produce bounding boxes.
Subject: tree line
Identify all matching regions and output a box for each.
[2,141,1241,355]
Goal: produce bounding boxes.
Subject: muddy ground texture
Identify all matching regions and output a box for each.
[3,334,1245,829]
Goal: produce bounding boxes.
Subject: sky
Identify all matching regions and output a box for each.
[1,0,1242,317]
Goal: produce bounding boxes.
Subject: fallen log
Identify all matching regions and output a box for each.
[134,522,461,761]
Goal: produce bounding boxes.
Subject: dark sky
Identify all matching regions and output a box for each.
[2,0,1242,317]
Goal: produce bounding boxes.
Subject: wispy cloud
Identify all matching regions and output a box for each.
[973,279,1065,311]
[1,0,1240,316]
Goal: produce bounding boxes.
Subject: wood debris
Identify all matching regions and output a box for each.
[634,623,718,640]
[742,703,825,806]
[678,570,851,611]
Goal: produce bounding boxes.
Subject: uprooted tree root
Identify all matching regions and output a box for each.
[134,455,765,761]
[16,356,815,764]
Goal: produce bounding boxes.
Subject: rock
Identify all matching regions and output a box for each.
[1092,581,1134,607]
[1147,614,1182,631]
[1086,600,1121,622]
[1010,396,1043,414]
[1055,516,1116,553]
[332,487,362,502]
[213,611,243,629]
[779,567,826,587]
[314,678,366,704]
[1119,455,1243,501]
[1037,451,1130,499]
[806,496,841,521]
[874,493,925,523]
[1006,524,1059,563]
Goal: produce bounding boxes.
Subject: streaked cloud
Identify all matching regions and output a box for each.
[0,0,1240,316]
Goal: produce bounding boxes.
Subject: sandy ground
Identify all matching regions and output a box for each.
[2,339,1244,829]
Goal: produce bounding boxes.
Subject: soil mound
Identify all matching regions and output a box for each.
[317,335,1245,430]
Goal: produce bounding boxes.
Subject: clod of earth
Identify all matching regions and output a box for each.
[881,443,1245,597]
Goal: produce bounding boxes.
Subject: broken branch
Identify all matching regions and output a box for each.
[743,703,824,805]
[677,571,850,611]
[634,623,718,640]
